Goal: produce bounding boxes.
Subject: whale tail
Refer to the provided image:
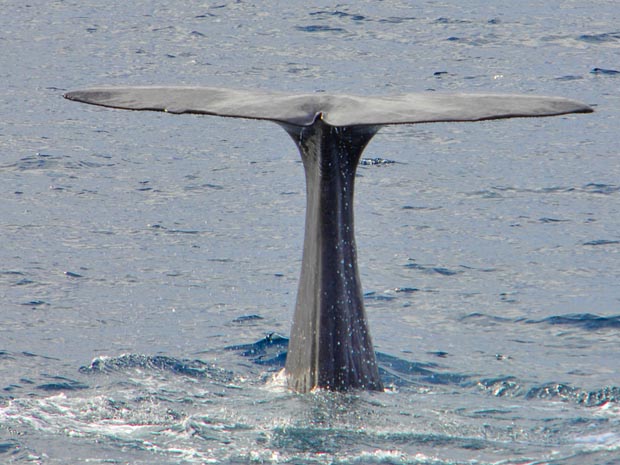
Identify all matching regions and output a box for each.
[64,86,592,128]
[64,86,592,392]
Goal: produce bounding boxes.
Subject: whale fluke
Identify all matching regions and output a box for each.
[64,86,592,127]
[64,86,592,393]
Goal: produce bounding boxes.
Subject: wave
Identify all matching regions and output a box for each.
[463,311,620,331]
[0,153,114,172]
[477,377,619,406]
[524,313,620,330]
[466,183,620,198]
[79,353,234,382]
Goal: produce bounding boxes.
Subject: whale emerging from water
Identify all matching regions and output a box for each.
[64,86,592,393]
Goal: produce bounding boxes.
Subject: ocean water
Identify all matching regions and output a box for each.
[1,1,619,463]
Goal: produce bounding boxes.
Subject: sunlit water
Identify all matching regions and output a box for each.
[1,1,619,463]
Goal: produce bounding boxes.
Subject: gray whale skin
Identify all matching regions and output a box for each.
[64,86,592,393]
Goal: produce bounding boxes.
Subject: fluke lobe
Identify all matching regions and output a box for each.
[64,86,592,393]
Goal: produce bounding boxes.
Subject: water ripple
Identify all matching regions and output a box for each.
[525,313,620,330]
[359,157,396,166]
[583,239,620,246]
[0,153,114,172]
[79,354,234,381]
[467,183,620,198]
[591,67,620,76]
[477,378,619,406]
[309,10,367,22]
[526,383,620,406]
[404,260,462,276]
[577,32,620,44]
[295,25,346,33]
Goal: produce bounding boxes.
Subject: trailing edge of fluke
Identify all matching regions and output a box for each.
[64,86,593,393]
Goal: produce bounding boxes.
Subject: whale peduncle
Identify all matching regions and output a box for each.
[279,117,383,392]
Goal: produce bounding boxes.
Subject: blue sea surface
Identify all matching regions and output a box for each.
[1,1,619,463]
